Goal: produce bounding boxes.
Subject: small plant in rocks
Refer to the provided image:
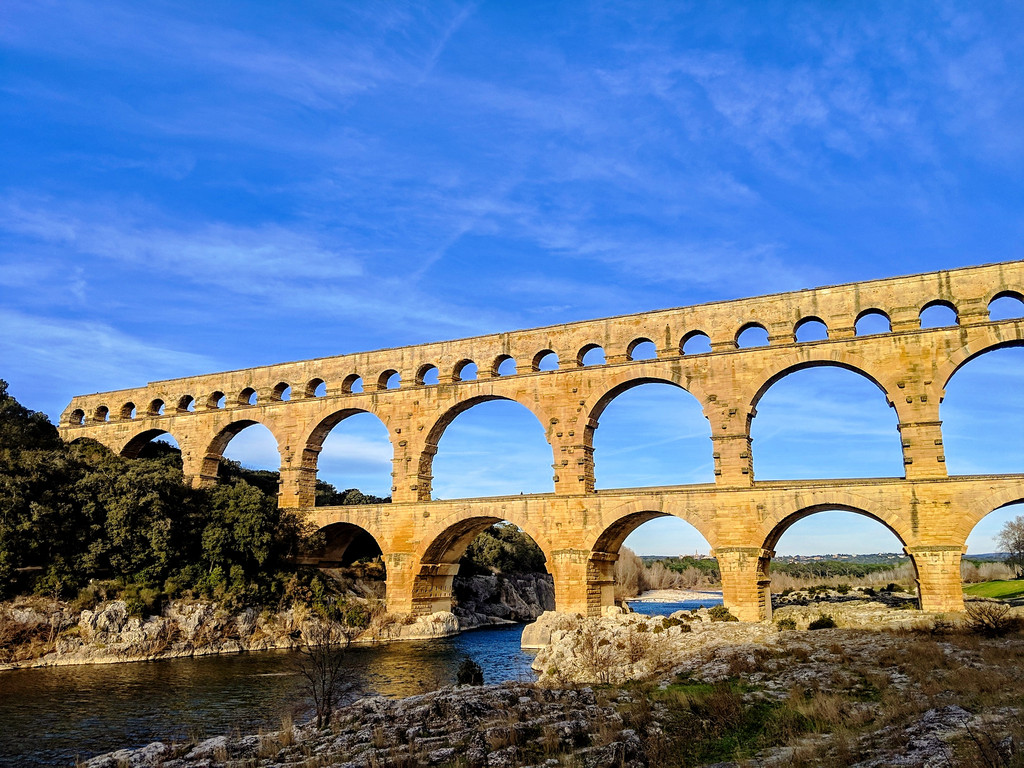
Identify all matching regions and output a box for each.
[776,616,797,631]
[708,605,739,622]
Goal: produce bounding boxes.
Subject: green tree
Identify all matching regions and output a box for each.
[314,482,390,506]
[461,523,546,574]
[0,379,372,609]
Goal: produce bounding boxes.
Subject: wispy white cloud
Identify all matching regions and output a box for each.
[0,308,216,416]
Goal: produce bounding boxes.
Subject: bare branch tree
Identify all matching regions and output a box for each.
[296,621,358,729]
[997,516,1024,579]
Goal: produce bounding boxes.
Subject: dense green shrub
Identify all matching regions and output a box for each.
[461,523,546,574]
[775,616,797,630]
[808,614,837,630]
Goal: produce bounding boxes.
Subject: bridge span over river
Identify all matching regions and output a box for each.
[60,260,1024,621]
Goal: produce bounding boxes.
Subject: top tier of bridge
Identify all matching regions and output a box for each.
[59,260,1024,425]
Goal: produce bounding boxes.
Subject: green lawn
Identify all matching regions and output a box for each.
[963,580,1024,600]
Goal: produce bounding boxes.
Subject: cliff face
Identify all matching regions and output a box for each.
[452,572,555,629]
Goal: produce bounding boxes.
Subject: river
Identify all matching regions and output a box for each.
[0,624,535,767]
[0,600,721,767]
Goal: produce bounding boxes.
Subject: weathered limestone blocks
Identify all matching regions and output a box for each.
[57,261,1024,625]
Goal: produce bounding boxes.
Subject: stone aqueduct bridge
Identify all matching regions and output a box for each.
[60,261,1024,622]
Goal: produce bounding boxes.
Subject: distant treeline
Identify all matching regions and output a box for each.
[770,560,907,579]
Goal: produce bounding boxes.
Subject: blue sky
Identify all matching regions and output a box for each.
[3,1,1023,555]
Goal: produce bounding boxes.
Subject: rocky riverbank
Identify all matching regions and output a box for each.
[526,594,948,685]
[0,597,465,671]
[83,597,1024,767]
[0,572,554,670]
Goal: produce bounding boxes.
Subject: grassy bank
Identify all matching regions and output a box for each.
[964,579,1024,600]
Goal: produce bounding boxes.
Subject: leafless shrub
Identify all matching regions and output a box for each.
[961,561,1018,583]
[613,548,645,600]
[966,601,1019,638]
[613,547,718,599]
[574,623,617,684]
[622,623,652,666]
[296,621,359,729]
[278,713,296,747]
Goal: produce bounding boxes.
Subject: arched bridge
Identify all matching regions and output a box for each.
[60,260,1024,621]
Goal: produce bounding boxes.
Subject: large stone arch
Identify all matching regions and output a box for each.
[747,353,896,415]
[201,417,285,483]
[587,372,713,425]
[584,499,719,554]
[582,373,714,488]
[744,354,904,478]
[759,501,911,553]
[409,511,554,616]
[304,521,386,569]
[936,334,1024,479]
[937,332,1024,393]
[417,394,555,501]
[960,483,1024,544]
[577,499,719,617]
[729,500,915,622]
[120,427,183,459]
[299,406,393,488]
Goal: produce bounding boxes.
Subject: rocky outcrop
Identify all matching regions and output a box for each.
[0,599,311,669]
[529,608,781,685]
[453,572,555,629]
[771,598,935,630]
[84,683,644,768]
[0,598,461,670]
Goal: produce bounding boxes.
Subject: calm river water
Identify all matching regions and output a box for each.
[0,625,535,767]
[0,600,720,767]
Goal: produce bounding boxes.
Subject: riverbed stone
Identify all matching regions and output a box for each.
[86,741,167,767]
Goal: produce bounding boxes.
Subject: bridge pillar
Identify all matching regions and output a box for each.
[711,434,754,485]
[707,401,754,485]
[409,562,462,616]
[278,465,317,509]
[898,419,948,479]
[547,549,600,615]
[551,421,596,494]
[382,552,418,615]
[180,444,217,489]
[390,420,424,503]
[715,546,773,622]
[907,545,966,613]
